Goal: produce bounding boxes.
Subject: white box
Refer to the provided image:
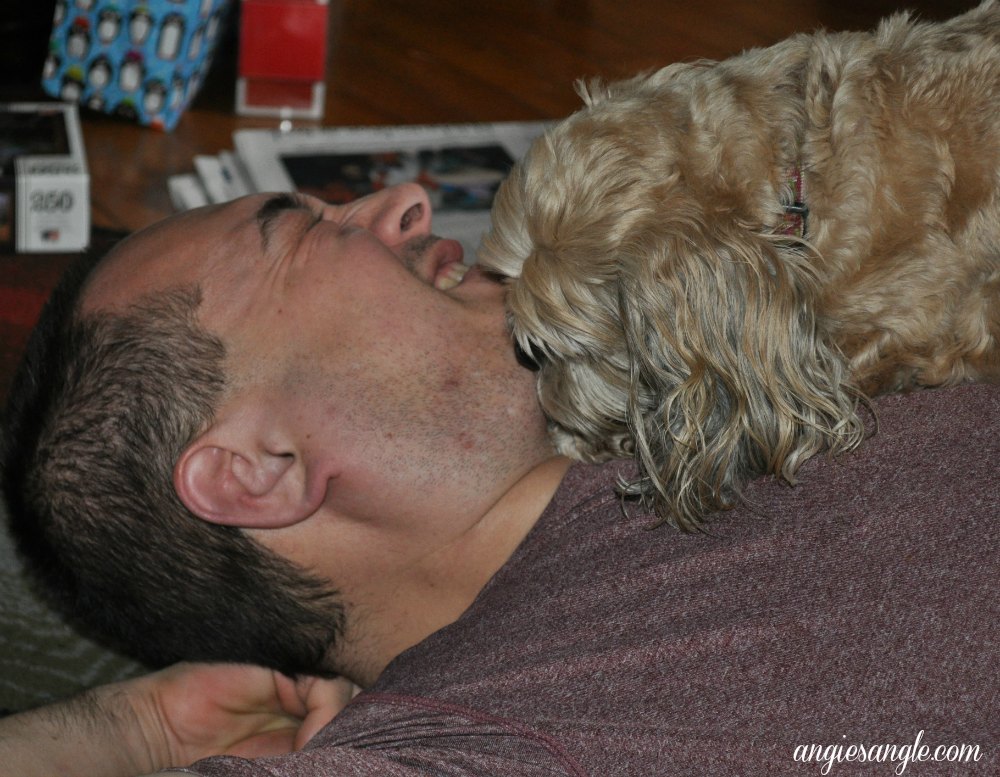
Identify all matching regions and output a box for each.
[0,102,90,253]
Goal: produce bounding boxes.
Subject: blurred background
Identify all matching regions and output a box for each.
[0,0,976,232]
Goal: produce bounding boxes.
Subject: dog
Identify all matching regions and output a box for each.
[480,1,1000,530]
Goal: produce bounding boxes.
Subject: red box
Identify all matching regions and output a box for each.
[237,0,328,119]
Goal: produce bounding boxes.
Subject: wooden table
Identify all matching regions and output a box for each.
[77,0,973,232]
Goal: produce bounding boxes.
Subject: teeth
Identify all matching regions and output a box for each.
[435,262,469,290]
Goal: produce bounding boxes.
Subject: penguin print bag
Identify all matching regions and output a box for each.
[42,0,231,131]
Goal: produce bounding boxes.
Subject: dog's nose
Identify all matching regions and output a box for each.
[514,342,543,371]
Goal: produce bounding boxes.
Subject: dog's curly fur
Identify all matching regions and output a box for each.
[480,2,1000,530]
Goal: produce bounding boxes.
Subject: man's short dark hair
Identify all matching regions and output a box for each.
[0,249,343,676]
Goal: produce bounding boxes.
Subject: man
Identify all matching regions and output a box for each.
[1,182,563,680]
[0,184,997,776]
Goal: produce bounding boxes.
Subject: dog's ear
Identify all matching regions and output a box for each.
[615,216,864,529]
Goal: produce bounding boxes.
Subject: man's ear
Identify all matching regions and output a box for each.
[174,424,323,529]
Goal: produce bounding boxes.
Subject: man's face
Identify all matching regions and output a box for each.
[84,184,558,680]
[84,183,553,559]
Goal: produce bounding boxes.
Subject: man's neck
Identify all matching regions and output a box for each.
[337,455,573,687]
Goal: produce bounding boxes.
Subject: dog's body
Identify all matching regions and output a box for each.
[481,2,1000,529]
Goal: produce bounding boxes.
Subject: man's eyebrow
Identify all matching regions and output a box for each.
[255,193,312,250]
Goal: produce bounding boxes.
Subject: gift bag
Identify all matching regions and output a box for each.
[41,0,232,131]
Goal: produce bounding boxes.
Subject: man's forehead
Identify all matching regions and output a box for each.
[81,195,264,315]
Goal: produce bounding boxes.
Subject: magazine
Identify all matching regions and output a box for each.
[232,121,550,258]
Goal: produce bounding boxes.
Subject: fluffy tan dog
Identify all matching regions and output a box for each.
[480,1,1000,530]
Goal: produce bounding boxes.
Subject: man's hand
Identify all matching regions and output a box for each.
[137,662,357,764]
[0,663,357,777]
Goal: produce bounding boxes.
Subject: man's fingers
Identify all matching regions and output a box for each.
[291,676,359,750]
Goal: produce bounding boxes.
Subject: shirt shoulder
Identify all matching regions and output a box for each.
[186,693,586,777]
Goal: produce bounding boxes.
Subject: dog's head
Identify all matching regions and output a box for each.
[482,67,863,529]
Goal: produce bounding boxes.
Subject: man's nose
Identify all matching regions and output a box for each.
[349,183,432,245]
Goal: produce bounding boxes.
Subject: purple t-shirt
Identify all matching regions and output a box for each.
[187,384,998,775]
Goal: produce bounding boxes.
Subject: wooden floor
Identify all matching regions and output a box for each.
[81,0,975,232]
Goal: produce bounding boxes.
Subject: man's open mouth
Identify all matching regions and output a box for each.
[434,261,470,290]
[426,237,469,290]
